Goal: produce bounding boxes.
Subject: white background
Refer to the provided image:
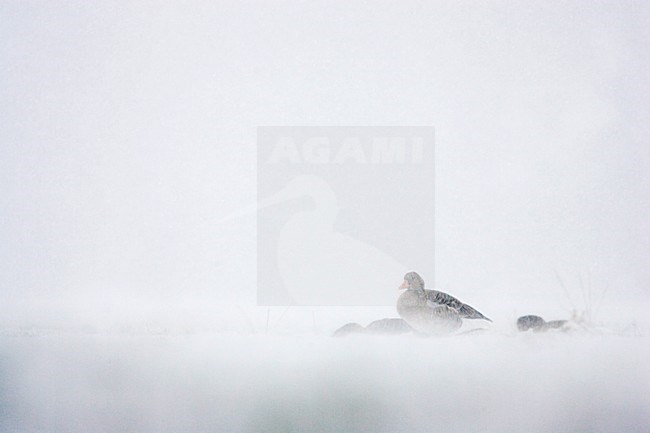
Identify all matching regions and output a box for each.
[2,2,650,432]
[2,2,649,313]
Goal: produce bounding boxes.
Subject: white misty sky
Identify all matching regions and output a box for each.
[1,1,649,307]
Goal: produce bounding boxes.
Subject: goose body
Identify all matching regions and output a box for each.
[397,272,491,334]
[517,315,567,332]
[333,318,413,337]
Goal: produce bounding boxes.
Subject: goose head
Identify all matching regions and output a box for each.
[399,271,425,292]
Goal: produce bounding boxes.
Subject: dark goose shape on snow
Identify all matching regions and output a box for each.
[517,315,567,332]
[333,318,413,337]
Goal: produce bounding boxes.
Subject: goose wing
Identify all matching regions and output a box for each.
[426,290,492,322]
[425,290,463,310]
[457,303,492,322]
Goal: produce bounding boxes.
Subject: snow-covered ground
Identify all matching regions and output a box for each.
[1,302,648,433]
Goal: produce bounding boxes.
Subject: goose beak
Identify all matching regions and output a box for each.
[398,280,409,290]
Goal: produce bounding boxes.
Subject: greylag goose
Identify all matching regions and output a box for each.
[517,315,568,332]
[397,272,491,334]
[333,318,412,337]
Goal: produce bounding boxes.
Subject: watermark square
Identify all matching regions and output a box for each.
[257,126,435,306]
